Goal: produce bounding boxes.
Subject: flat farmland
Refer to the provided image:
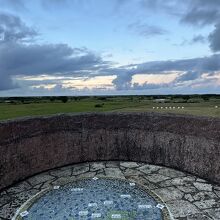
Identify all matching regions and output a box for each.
[0,96,219,120]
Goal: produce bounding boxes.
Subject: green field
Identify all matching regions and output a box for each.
[0,96,219,120]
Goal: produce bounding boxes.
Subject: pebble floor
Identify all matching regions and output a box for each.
[22,178,163,220]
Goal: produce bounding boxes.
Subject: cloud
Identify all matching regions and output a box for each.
[141,0,220,26]
[180,0,220,26]
[160,0,220,53]
[191,35,206,44]
[0,12,110,91]
[209,23,220,52]
[0,42,108,90]
[177,35,207,46]
[110,54,220,90]
[141,1,220,52]
[132,82,169,90]
[175,71,201,82]
[0,74,18,91]
[112,73,132,90]
[128,21,168,38]
[181,8,220,26]
[0,13,37,42]
[140,0,184,15]
[177,0,220,52]
[0,6,219,94]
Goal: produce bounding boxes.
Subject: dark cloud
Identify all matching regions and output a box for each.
[200,54,220,71]
[112,73,132,90]
[110,54,220,90]
[132,82,168,90]
[181,8,219,26]
[0,12,109,91]
[128,21,168,38]
[209,23,220,52]
[0,42,104,74]
[141,0,220,52]
[181,0,220,26]
[178,35,207,46]
[0,13,37,42]
[141,0,220,26]
[178,0,220,52]
[191,35,206,44]
[175,71,201,82]
[0,74,17,91]
[0,41,108,90]
[0,5,219,94]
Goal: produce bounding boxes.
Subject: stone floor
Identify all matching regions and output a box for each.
[0,161,220,220]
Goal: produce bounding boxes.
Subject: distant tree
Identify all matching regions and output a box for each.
[182,95,190,101]
[94,103,104,108]
[130,97,134,101]
[148,96,154,100]
[10,101,17,105]
[49,97,56,102]
[97,97,107,101]
[73,97,79,101]
[60,96,68,103]
[202,96,210,102]
[139,96,145,100]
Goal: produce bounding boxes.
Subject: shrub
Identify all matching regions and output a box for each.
[94,103,104,108]
[59,96,68,103]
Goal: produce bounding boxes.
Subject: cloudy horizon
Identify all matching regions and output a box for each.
[0,0,220,96]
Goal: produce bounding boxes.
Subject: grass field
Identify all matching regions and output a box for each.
[0,96,219,120]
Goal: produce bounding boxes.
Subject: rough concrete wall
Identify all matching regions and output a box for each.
[0,113,219,190]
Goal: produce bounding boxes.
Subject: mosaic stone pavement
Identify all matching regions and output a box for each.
[21,179,163,220]
[0,161,220,220]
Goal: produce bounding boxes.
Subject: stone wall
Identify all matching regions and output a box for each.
[0,113,219,190]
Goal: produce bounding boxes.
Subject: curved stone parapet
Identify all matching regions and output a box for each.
[0,113,219,190]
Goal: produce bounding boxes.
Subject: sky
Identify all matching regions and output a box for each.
[0,0,220,96]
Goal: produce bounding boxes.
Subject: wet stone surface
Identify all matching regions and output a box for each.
[0,161,220,220]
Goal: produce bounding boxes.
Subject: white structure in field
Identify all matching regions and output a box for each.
[154,99,166,103]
